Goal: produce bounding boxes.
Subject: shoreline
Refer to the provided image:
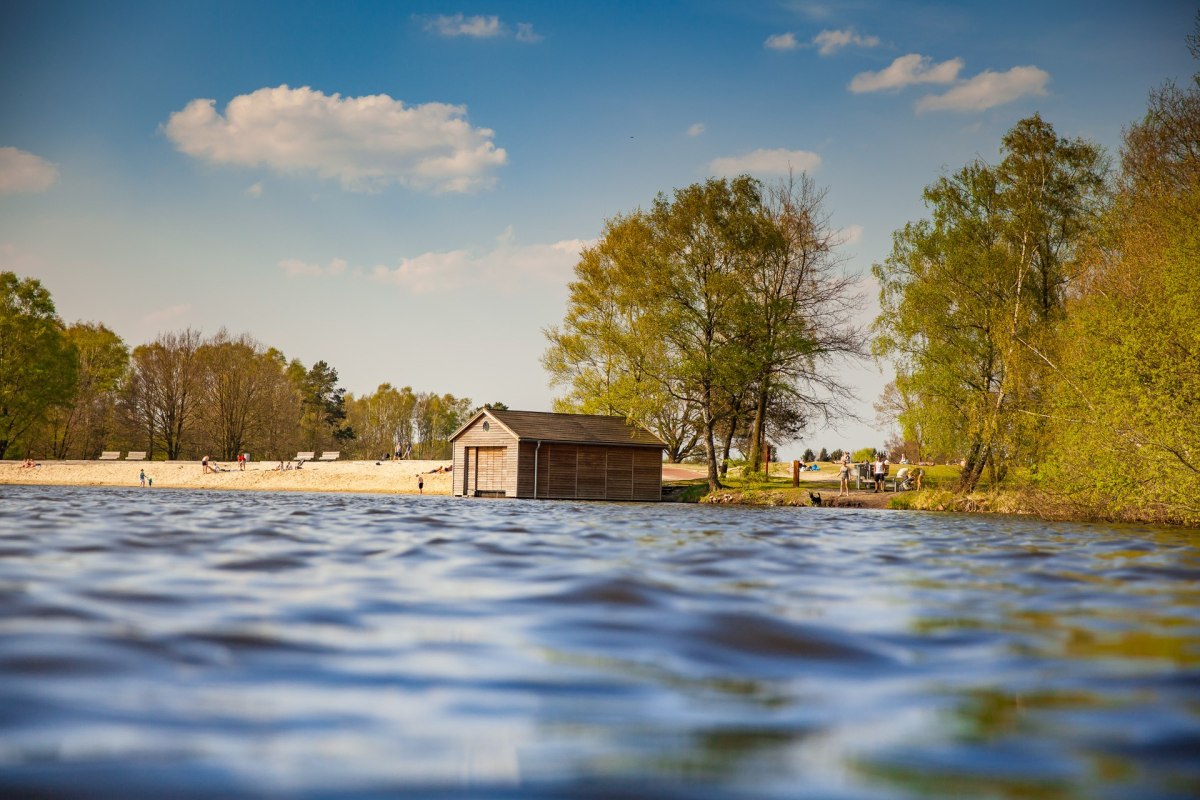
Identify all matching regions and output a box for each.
[0,459,454,496]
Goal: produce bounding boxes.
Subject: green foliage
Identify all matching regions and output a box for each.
[873,115,1107,493]
[37,322,128,458]
[852,447,875,463]
[1043,44,1200,525]
[545,174,862,490]
[0,272,78,457]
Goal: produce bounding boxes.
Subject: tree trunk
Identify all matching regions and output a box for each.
[746,386,768,474]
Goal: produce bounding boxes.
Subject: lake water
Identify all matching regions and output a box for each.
[0,485,1197,799]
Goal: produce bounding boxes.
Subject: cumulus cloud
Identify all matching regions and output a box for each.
[281,230,588,294]
[164,85,507,193]
[709,148,821,177]
[419,13,541,42]
[423,13,502,37]
[849,53,963,93]
[813,28,880,55]
[764,32,800,51]
[916,66,1050,113]
[371,228,589,293]
[0,146,59,194]
[687,122,707,137]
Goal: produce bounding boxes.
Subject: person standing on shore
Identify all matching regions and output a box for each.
[418,475,424,494]
[139,469,146,488]
[873,456,885,493]
[202,455,211,474]
[838,461,850,497]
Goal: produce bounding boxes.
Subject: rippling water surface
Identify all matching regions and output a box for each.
[1,485,1198,798]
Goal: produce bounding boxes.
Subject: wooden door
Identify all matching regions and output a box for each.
[474,446,507,493]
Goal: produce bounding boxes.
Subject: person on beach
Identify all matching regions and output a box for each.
[139,469,146,488]
[873,456,885,493]
[237,453,245,471]
[418,475,424,494]
[838,461,850,497]
[202,455,211,474]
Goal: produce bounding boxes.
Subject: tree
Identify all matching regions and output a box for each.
[194,331,286,460]
[742,173,864,473]
[299,360,355,451]
[0,273,78,457]
[802,447,815,462]
[125,329,202,459]
[1045,24,1200,524]
[40,322,128,458]
[347,383,418,460]
[412,392,470,459]
[547,176,862,491]
[873,116,1106,492]
[818,447,830,462]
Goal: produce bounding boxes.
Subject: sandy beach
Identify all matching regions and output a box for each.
[1,458,839,498]
[0,458,455,495]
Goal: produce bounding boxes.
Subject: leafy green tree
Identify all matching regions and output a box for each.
[1045,26,1200,524]
[742,173,863,472]
[299,360,355,451]
[0,273,78,457]
[873,116,1106,491]
[39,322,128,458]
[347,383,418,460]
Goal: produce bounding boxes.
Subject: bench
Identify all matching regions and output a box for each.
[98,451,121,460]
[295,452,315,461]
[125,451,147,461]
[318,451,340,461]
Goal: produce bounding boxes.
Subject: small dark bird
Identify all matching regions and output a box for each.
[809,491,822,507]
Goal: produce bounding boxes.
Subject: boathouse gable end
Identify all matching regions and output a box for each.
[450,409,665,501]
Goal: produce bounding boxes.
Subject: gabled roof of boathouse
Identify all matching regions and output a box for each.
[450,409,666,449]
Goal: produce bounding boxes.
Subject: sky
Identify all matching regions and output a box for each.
[1,0,1195,458]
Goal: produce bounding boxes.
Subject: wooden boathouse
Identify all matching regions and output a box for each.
[450,409,666,500]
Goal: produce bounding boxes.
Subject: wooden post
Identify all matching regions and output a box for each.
[792,460,800,487]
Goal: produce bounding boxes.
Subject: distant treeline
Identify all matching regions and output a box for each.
[0,304,475,462]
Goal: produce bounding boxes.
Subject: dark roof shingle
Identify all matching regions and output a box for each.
[458,409,665,448]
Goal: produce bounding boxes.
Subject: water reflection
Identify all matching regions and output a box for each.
[0,486,1196,798]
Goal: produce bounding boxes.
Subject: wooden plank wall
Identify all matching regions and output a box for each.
[453,418,519,496]
[514,442,661,500]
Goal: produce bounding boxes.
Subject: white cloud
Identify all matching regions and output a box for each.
[849,53,963,93]
[424,13,502,38]
[916,65,1050,113]
[515,22,543,43]
[278,257,347,278]
[164,85,507,193]
[813,28,880,55]
[765,32,800,51]
[0,146,59,194]
[838,223,864,246]
[371,228,590,294]
[709,148,821,177]
[246,181,264,198]
[687,122,707,137]
[420,13,541,42]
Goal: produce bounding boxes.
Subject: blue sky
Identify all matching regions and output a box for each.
[1,0,1195,456]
